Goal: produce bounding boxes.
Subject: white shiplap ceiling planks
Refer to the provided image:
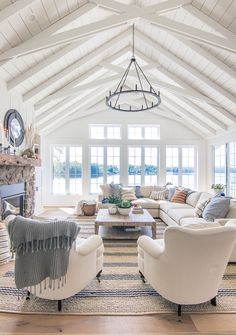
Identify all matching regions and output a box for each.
[0,0,235,137]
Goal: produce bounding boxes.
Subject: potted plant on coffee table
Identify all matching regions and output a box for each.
[117,200,132,216]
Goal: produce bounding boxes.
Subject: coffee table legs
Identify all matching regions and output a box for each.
[152,222,156,239]
[95,222,99,235]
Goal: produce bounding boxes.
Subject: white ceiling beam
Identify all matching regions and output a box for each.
[0,0,37,25]
[144,14,236,53]
[200,103,236,124]
[183,4,236,42]
[163,96,216,134]
[136,30,236,105]
[36,46,131,105]
[7,39,89,91]
[175,37,236,81]
[38,86,109,131]
[0,2,96,62]
[23,29,130,102]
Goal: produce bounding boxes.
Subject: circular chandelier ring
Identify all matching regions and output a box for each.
[106,89,161,112]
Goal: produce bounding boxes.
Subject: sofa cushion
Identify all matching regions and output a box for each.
[168,208,196,224]
[226,200,236,218]
[160,201,192,214]
[194,198,211,217]
[132,198,160,209]
[167,187,177,201]
[135,186,143,198]
[171,189,187,203]
[186,191,202,207]
[140,186,155,198]
[202,196,231,222]
[179,217,209,226]
[110,183,122,198]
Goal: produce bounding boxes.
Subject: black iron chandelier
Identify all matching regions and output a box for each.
[105,25,161,112]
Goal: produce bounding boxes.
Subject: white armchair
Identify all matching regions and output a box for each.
[138,225,236,316]
[32,235,104,311]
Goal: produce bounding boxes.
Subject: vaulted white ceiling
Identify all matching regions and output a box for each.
[0,0,235,137]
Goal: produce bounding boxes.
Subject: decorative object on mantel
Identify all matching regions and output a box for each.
[21,124,36,158]
[3,109,25,149]
[105,25,161,112]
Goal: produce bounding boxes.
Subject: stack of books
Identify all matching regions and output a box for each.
[132,207,144,214]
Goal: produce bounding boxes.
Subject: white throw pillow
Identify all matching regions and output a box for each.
[150,190,166,200]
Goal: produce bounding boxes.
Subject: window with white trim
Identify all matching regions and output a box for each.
[166,146,197,189]
[128,125,160,140]
[90,125,121,139]
[52,145,82,194]
[128,146,159,186]
[214,144,226,186]
[90,146,120,193]
[228,142,236,198]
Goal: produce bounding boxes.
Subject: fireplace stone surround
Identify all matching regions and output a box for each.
[0,154,41,217]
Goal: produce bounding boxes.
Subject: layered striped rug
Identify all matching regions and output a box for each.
[0,220,235,315]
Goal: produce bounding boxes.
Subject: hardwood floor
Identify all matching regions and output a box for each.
[0,207,235,335]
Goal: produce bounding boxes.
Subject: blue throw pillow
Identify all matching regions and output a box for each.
[202,196,230,222]
[167,187,177,201]
[135,186,143,198]
[110,183,122,199]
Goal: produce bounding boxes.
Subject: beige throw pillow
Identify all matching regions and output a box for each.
[150,190,166,200]
[194,199,211,217]
[121,187,137,201]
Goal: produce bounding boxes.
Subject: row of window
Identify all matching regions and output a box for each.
[90,125,160,140]
[52,145,197,194]
[214,141,236,198]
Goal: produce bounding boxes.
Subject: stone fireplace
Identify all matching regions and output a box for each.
[0,154,41,217]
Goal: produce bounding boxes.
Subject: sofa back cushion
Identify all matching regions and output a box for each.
[202,196,231,222]
[226,200,236,218]
[196,192,213,207]
[186,191,202,207]
[140,186,155,198]
[171,189,187,203]
[99,184,112,198]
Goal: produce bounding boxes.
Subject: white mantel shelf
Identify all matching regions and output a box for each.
[0,154,41,167]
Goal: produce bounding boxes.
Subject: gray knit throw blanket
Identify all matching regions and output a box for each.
[8,216,80,290]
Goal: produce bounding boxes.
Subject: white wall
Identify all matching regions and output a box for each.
[0,78,35,151]
[42,110,207,206]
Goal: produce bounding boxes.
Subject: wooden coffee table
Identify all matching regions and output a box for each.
[95,209,156,239]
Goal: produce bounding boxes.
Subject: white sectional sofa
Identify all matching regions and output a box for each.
[98,185,236,262]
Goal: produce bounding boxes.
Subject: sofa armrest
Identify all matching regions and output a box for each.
[225,219,236,228]
[138,236,163,259]
[76,235,103,256]
[214,218,231,226]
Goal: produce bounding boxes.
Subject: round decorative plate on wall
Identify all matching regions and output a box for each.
[4,109,25,147]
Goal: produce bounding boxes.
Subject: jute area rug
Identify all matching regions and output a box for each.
[0,219,235,315]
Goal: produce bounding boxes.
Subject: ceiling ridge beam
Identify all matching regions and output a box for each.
[0,0,37,25]
[136,30,236,105]
[0,2,96,62]
[23,29,130,102]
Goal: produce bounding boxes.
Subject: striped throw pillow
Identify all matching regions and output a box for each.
[171,189,187,203]
[194,199,211,217]
[121,187,137,201]
[150,190,166,200]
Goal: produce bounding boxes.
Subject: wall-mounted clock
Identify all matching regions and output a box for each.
[4,109,25,147]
